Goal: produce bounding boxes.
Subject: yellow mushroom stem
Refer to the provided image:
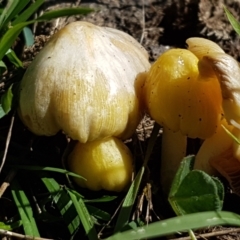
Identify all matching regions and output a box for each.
[68,136,133,192]
[160,128,187,193]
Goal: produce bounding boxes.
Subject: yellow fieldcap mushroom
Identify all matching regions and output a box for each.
[187,37,240,174]
[18,22,150,192]
[68,137,133,192]
[141,47,223,192]
[18,21,150,143]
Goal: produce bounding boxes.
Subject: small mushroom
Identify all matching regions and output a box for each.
[141,47,223,192]
[187,37,240,174]
[18,21,150,191]
[68,137,133,192]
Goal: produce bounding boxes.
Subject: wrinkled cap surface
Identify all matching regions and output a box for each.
[18,21,150,142]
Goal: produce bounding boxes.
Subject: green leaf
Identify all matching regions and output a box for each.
[22,27,34,46]
[0,220,22,230]
[68,190,98,240]
[37,7,94,21]
[6,49,23,68]
[224,6,240,35]
[0,60,7,75]
[105,211,240,240]
[11,180,40,237]
[169,155,194,197]
[168,156,224,215]
[0,85,13,117]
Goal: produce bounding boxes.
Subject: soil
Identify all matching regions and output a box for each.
[2,0,240,239]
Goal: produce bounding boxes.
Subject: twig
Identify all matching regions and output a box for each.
[170,227,240,240]
[0,169,17,198]
[0,112,15,174]
[97,198,125,239]
[140,0,145,44]
[0,229,53,240]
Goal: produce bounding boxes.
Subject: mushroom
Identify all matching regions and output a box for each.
[140,47,223,193]
[68,137,133,192]
[18,21,150,143]
[18,21,150,191]
[187,37,240,174]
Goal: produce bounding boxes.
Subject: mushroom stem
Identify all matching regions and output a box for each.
[160,127,187,194]
[194,119,233,175]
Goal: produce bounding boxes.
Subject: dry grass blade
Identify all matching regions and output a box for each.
[170,227,240,240]
[0,229,53,240]
[0,111,15,174]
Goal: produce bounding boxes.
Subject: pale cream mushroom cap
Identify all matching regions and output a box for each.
[18,21,150,143]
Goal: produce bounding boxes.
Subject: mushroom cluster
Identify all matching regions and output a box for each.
[18,21,150,192]
[138,37,240,193]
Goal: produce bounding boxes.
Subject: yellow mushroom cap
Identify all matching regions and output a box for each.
[18,21,150,142]
[68,137,133,192]
[144,48,222,139]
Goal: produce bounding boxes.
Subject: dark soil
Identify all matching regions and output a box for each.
[2,0,240,239]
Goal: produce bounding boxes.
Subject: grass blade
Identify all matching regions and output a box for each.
[84,195,117,203]
[12,0,45,25]
[68,190,98,240]
[86,204,111,221]
[37,7,94,21]
[0,0,30,29]
[41,175,61,194]
[0,84,13,116]
[40,175,81,235]
[224,6,240,36]
[106,211,240,240]
[11,179,40,237]
[11,165,86,179]
[0,7,93,60]
[114,167,144,233]
[6,49,23,68]
[0,20,35,60]
[22,27,34,46]
[114,123,160,233]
